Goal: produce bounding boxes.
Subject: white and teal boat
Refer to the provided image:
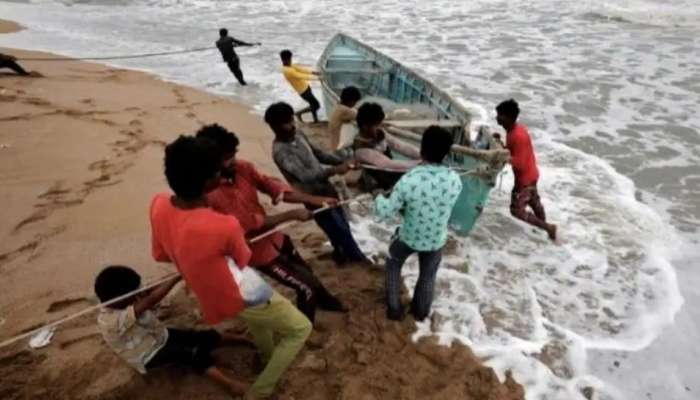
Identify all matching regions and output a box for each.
[317,33,510,234]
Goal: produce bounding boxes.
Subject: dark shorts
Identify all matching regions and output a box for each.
[145,328,221,374]
[299,87,320,110]
[510,184,540,211]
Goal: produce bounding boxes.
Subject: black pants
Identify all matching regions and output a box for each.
[385,239,443,321]
[259,236,343,323]
[0,60,29,76]
[225,57,246,85]
[299,87,320,122]
[312,207,366,263]
[145,329,221,374]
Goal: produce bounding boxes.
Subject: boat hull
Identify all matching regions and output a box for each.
[318,33,506,234]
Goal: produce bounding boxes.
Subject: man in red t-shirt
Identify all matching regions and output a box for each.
[496,99,557,241]
[150,135,311,398]
[196,124,345,323]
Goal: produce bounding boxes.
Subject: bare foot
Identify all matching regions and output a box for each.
[228,381,248,397]
[547,224,558,242]
[294,112,303,122]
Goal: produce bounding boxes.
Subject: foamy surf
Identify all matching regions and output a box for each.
[348,134,683,399]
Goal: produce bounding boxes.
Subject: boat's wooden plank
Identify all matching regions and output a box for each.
[385,119,463,129]
[323,68,387,74]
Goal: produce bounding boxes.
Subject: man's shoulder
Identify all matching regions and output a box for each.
[235,159,256,173]
[514,123,531,137]
[150,192,172,213]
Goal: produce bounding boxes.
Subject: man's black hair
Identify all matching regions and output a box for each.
[196,123,240,154]
[280,49,292,61]
[340,86,362,105]
[356,102,385,128]
[94,265,141,305]
[496,98,520,120]
[421,126,454,164]
[164,135,222,200]
[219,28,228,37]
[264,102,295,126]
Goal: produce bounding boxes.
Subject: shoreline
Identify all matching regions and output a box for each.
[0,19,524,400]
[0,19,23,34]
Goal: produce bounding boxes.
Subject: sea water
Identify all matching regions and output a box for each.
[1,1,698,399]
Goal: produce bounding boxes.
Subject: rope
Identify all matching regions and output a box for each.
[0,193,373,350]
[359,163,479,176]
[16,46,215,62]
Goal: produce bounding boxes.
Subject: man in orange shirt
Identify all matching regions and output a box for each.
[197,124,345,323]
[280,49,321,123]
[496,99,557,241]
[150,135,311,399]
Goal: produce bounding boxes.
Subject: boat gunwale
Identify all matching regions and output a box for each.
[317,32,473,126]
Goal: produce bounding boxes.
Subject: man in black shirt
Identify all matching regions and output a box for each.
[0,53,29,76]
[216,28,260,86]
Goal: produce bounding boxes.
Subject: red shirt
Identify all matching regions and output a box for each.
[206,160,292,267]
[506,123,539,189]
[150,193,252,325]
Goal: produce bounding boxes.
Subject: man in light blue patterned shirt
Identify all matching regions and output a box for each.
[375,126,462,321]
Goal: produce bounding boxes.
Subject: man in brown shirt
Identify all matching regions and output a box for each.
[328,86,361,150]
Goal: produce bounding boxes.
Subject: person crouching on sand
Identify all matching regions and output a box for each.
[149,135,311,399]
[0,53,32,76]
[353,102,421,191]
[197,123,347,323]
[496,99,557,241]
[265,102,370,266]
[95,265,251,396]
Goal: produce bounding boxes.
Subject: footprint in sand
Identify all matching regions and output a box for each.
[185,111,197,119]
[80,98,95,106]
[88,160,110,172]
[46,297,91,313]
[13,211,50,232]
[59,333,101,350]
[128,119,142,127]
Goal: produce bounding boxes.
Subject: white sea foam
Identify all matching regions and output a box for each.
[1,1,698,398]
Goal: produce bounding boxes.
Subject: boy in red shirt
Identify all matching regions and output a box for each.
[496,99,557,241]
[196,124,345,323]
[150,135,311,399]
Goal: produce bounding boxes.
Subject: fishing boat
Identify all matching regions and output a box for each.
[317,33,510,234]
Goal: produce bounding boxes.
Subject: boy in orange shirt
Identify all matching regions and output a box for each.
[150,135,311,399]
[197,124,345,323]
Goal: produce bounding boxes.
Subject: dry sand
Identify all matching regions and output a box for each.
[0,20,523,400]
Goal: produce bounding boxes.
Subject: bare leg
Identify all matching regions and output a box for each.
[205,366,248,397]
[295,106,312,122]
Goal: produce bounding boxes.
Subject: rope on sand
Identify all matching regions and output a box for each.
[16,46,216,62]
[0,193,373,350]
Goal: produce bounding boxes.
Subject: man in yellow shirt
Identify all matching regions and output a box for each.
[280,49,321,123]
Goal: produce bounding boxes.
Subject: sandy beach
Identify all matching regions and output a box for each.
[0,19,523,399]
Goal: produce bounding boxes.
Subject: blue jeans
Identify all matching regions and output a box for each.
[385,239,443,321]
[312,207,366,262]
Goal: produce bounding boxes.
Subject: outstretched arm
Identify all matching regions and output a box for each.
[247,208,312,238]
[232,37,258,47]
[133,276,182,317]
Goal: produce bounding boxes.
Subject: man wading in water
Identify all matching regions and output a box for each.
[496,99,557,241]
[216,28,260,86]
